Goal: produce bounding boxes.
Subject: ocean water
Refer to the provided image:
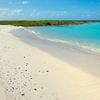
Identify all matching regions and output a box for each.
[29,23,100,54]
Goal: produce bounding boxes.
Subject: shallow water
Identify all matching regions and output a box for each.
[29,23,100,53]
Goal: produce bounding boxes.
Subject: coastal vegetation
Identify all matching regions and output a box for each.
[0,20,99,26]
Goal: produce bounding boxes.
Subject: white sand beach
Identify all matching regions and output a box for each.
[0,25,100,100]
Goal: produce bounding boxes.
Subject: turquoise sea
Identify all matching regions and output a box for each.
[29,23,100,53]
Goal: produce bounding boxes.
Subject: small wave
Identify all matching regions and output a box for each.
[22,28,43,39]
[44,38,100,54]
[22,27,100,54]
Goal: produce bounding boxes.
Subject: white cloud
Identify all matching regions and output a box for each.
[30,10,69,19]
[0,8,23,20]
[8,1,29,5]
[0,8,23,16]
[21,0,29,5]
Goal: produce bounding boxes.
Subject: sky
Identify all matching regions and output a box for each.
[0,0,100,20]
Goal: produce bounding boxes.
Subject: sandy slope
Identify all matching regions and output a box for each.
[0,25,100,100]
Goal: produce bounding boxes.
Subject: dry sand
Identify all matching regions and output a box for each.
[0,25,100,100]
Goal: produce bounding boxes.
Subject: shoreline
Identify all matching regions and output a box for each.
[26,25,100,55]
[11,27,100,77]
[0,25,100,100]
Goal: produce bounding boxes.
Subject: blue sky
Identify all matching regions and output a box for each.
[0,0,100,20]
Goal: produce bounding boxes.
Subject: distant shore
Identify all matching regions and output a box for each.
[0,20,99,26]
